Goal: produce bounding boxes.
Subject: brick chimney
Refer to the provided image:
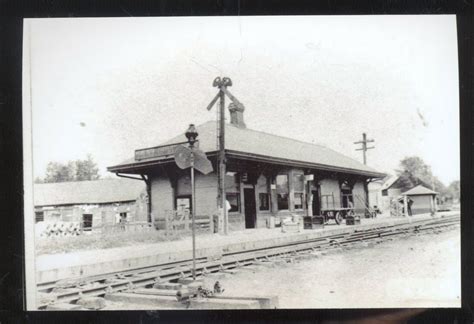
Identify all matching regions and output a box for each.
[228,102,246,128]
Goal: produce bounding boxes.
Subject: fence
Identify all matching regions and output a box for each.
[96,221,154,234]
[164,209,212,235]
[36,220,155,238]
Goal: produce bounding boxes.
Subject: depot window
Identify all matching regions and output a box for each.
[226,193,240,212]
[35,211,44,223]
[293,173,305,210]
[257,174,270,211]
[276,174,289,210]
[82,214,93,231]
[226,172,241,213]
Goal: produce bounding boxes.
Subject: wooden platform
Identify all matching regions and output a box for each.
[36,213,442,284]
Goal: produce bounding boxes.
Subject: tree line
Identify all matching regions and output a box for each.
[396,156,459,201]
[35,155,100,183]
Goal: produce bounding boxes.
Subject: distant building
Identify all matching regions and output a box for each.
[402,185,438,215]
[108,105,385,231]
[34,179,148,230]
[368,177,387,211]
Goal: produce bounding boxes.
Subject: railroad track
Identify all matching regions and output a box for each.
[37,214,459,309]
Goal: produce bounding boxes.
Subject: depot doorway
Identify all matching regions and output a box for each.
[311,190,321,215]
[244,188,256,228]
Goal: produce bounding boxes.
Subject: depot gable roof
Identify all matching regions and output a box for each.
[109,120,385,178]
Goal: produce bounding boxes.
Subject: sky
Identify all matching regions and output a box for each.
[24,15,460,184]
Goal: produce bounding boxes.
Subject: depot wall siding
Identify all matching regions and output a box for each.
[352,181,366,214]
[194,172,218,218]
[147,166,375,230]
[319,179,341,209]
[151,172,220,229]
[151,175,174,228]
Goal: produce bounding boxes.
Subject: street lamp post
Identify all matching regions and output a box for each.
[185,124,198,280]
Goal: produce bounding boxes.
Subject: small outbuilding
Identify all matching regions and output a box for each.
[401,184,438,215]
[34,178,148,230]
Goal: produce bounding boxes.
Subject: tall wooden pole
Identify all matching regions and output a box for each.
[362,133,367,165]
[190,149,196,279]
[219,89,228,235]
[354,132,375,165]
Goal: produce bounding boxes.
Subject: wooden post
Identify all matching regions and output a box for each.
[403,195,408,217]
[165,210,169,235]
[184,208,189,231]
[430,195,435,216]
[139,175,152,225]
[219,89,227,235]
[302,181,307,215]
[307,180,313,217]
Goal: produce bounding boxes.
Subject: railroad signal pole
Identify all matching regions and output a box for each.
[354,133,375,165]
[207,77,239,235]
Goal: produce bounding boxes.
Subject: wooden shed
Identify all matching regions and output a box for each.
[402,184,438,215]
[34,179,148,230]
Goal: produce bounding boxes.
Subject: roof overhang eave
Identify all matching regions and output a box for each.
[35,199,137,208]
[225,150,386,178]
[107,149,386,178]
[107,151,219,174]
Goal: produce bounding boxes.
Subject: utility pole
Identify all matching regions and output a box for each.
[354,133,375,165]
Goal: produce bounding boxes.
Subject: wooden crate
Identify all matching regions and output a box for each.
[303,216,325,229]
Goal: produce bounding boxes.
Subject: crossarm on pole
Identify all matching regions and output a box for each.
[219,87,243,107]
[206,92,221,111]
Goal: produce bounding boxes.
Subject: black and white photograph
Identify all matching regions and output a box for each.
[22,15,460,311]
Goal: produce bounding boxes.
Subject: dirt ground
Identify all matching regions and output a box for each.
[217,226,461,309]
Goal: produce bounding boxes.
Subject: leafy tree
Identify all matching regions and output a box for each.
[34,177,44,184]
[44,161,76,183]
[446,180,460,200]
[40,155,100,183]
[396,156,447,196]
[75,155,100,181]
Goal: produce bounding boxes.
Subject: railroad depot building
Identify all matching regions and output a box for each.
[34,178,148,230]
[108,108,385,231]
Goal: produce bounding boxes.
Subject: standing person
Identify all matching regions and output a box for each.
[407,197,413,216]
[120,213,127,231]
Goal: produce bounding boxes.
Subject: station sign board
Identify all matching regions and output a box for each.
[174,144,213,175]
[135,141,199,161]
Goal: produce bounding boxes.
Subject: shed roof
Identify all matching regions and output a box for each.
[34,178,146,207]
[109,120,385,178]
[402,184,438,196]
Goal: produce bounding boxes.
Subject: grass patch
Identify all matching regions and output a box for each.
[35,228,209,255]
